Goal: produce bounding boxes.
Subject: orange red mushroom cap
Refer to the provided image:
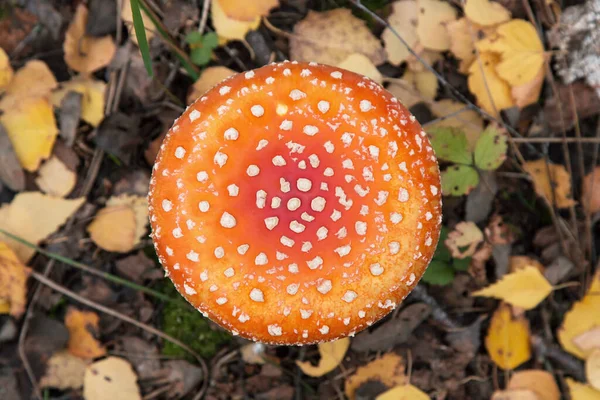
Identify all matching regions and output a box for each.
[148,61,442,345]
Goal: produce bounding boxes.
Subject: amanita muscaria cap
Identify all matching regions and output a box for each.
[148,61,442,345]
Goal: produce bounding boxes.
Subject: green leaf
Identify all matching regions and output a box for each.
[202,32,219,49]
[452,257,472,271]
[129,0,153,77]
[185,31,204,44]
[428,126,473,165]
[441,165,480,196]
[422,260,455,285]
[191,47,212,66]
[433,226,451,262]
[474,125,508,170]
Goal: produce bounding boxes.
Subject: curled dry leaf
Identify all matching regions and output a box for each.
[0,48,13,90]
[587,349,600,390]
[382,0,419,65]
[83,357,141,400]
[416,0,458,51]
[87,195,148,253]
[65,307,106,359]
[582,167,600,214]
[485,303,531,370]
[188,66,237,104]
[64,4,116,74]
[566,378,600,400]
[290,9,386,66]
[296,337,350,377]
[212,0,260,41]
[216,0,279,21]
[0,242,31,318]
[468,52,515,116]
[51,76,106,127]
[337,53,383,85]
[344,353,407,400]
[472,266,553,310]
[445,221,484,259]
[35,156,76,198]
[40,350,88,390]
[523,159,576,208]
[0,192,86,262]
[376,384,430,400]
[464,0,511,26]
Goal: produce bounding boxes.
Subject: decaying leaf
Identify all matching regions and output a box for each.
[468,52,515,116]
[376,384,430,400]
[474,125,508,170]
[216,0,279,21]
[212,0,260,41]
[558,269,600,359]
[382,1,419,65]
[290,9,386,66]
[416,0,457,51]
[83,357,141,400]
[0,48,13,90]
[64,4,116,74]
[337,53,383,85]
[0,192,86,262]
[35,156,76,198]
[464,0,511,26]
[0,242,31,318]
[4,60,57,98]
[87,194,148,253]
[523,159,576,208]
[582,167,600,214]
[441,165,480,196]
[566,378,600,400]
[428,99,484,149]
[296,337,350,377]
[40,350,88,390]
[52,76,106,127]
[472,266,553,310]
[587,349,600,390]
[445,222,484,258]
[187,66,237,104]
[485,303,531,370]
[65,307,106,359]
[345,353,407,400]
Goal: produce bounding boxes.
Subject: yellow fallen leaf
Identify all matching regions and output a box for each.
[187,66,237,104]
[472,266,553,310]
[0,96,58,171]
[0,192,86,262]
[582,167,600,214]
[83,357,141,400]
[464,0,511,26]
[289,9,386,66]
[446,19,494,73]
[212,0,260,41]
[468,52,515,116]
[476,19,545,87]
[4,60,57,98]
[587,349,600,390]
[485,303,531,370]
[296,337,350,377]
[35,157,76,198]
[523,159,576,208]
[406,48,443,72]
[216,0,279,21]
[511,64,544,108]
[509,256,544,273]
[376,384,430,400]
[337,53,383,85]
[40,350,88,390]
[445,221,484,259]
[121,0,155,45]
[64,4,116,74]
[65,308,106,359]
[87,195,148,253]
[567,378,600,400]
[387,70,438,109]
[382,0,419,65]
[572,326,600,352]
[345,354,407,400]
[52,76,106,127]
[506,370,560,400]
[0,48,12,91]
[428,99,484,149]
[416,0,457,51]
[0,242,31,318]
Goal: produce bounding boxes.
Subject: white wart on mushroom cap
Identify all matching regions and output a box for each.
[148,61,442,345]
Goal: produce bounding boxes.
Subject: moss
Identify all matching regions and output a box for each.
[159,279,232,360]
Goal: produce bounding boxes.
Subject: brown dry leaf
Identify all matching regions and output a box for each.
[87,194,148,253]
[468,52,515,116]
[506,370,560,400]
[0,242,31,318]
[64,4,116,74]
[345,353,407,400]
[187,66,237,104]
[382,0,419,65]
[216,0,279,21]
[582,167,600,214]
[558,269,600,359]
[0,48,13,91]
[416,0,458,51]
[296,337,350,377]
[485,303,532,370]
[445,221,484,259]
[65,308,106,359]
[428,99,484,149]
[290,9,386,66]
[35,156,76,198]
[566,378,600,400]
[376,384,430,400]
[121,0,155,44]
[464,0,511,26]
[509,256,544,273]
[83,357,141,400]
[587,349,600,390]
[523,159,576,208]
[40,350,88,390]
[212,0,260,41]
[0,192,86,262]
[52,76,106,127]
[337,53,383,85]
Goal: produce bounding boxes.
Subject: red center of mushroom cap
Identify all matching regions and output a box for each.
[148,61,442,345]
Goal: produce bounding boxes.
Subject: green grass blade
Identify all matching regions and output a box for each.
[130,0,153,77]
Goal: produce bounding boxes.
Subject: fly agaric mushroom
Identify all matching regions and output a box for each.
[148,61,442,345]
